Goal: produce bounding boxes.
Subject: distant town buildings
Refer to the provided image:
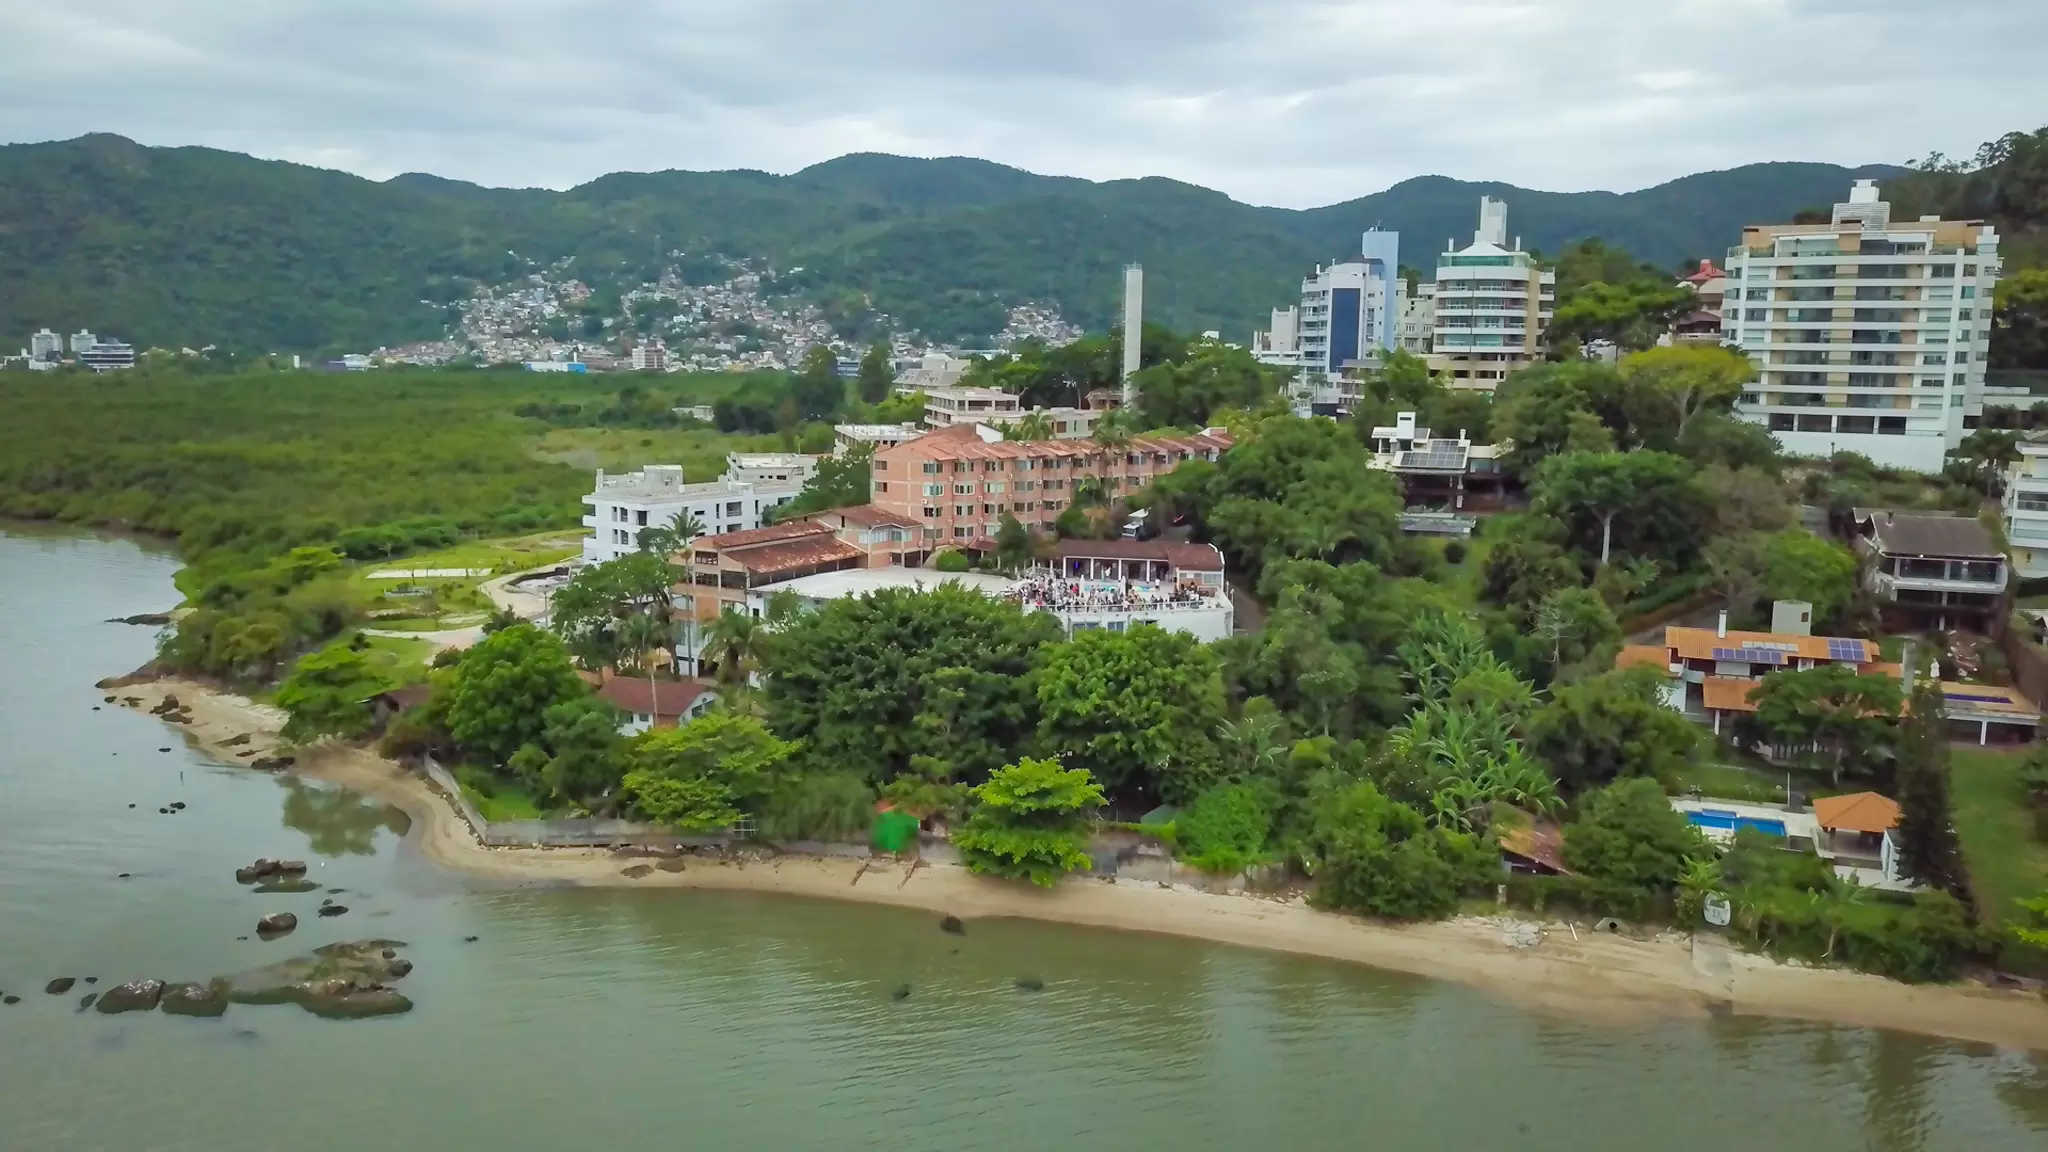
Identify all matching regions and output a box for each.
[1723,179,2000,473]
[896,353,974,393]
[1428,197,1555,390]
[29,328,61,362]
[923,385,1023,428]
[14,326,134,372]
[1673,259,1728,345]
[723,453,819,487]
[629,339,668,373]
[70,330,97,355]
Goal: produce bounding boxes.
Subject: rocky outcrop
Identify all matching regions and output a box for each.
[45,977,76,995]
[159,982,229,1018]
[316,904,349,918]
[256,912,298,937]
[96,979,166,1014]
[95,665,166,690]
[219,939,416,1020]
[237,859,308,884]
[251,877,321,894]
[108,612,174,626]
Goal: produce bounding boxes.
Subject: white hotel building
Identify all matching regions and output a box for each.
[1722,181,2000,474]
[1429,198,1554,391]
[581,465,804,565]
[2003,443,2048,580]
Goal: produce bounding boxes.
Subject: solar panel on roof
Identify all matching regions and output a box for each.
[1396,448,1468,470]
[1943,690,2011,704]
[1825,638,1867,661]
[1712,647,1787,664]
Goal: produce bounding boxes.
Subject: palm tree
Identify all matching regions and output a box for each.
[1217,711,1287,778]
[702,609,765,687]
[1092,408,1134,451]
[639,509,705,558]
[615,610,669,717]
[1009,411,1056,442]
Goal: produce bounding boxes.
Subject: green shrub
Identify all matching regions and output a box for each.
[934,549,971,573]
[1176,783,1276,874]
[1443,541,1467,566]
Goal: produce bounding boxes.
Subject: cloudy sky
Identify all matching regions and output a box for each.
[3,0,2041,208]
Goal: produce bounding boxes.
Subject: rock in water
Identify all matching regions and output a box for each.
[890,983,912,1002]
[78,993,98,1011]
[2,995,19,1005]
[218,939,417,1020]
[45,977,76,995]
[256,912,298,938]
[939,915,966,936]
[1015,977,1045,992]
[462,936,479,943]
[274,860,308,875]
[316,905,349,918]
[84,976,98,985]
[235,859,283,884]
[96,980,166,1014]
[384,959,414,978]
[620,864,654,879]
[159,982,230,1018]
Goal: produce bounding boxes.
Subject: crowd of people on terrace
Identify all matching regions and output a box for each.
[1005,569,1217,613]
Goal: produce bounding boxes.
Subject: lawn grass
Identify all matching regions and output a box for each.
[346,530,582,627]
[454,765,549,822]
[531,426,785,478]
[1950,747,2048,930]
[357,634,436,686]
[1665,760,1791,804]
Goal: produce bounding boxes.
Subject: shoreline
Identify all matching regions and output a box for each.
[122,677,2048,1051]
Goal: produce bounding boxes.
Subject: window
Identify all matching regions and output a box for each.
[1964,263,1978,276]
[725,501,742,516]
[1959,309,1974,321]
[1961,286,1976,299]
[1746,288,1769,301]
[635,510,648,526]
[924,483,943,497]
[1951,394,1965,407]
[1745,308,1767,321]
[874,482,888,493]
[953,527,970,538]
[1795,414,1831,433]
[1955,350,1970,364]
[1879,417,1907,435]
[954,462,971,473]
[984,482,1005,494]
[955,505,972,517]
[873,461,887,472]
[986,460,1004,472]
[1954,373,1967,388]
[922,506,940,518]
[922,462,940,475]
[1837,416,1876,435]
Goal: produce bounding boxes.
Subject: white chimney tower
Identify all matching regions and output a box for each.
[1121,264,1143,406]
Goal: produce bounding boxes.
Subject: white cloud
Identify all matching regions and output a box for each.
[0,0,2040,206]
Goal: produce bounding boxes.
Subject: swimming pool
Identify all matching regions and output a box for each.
[1686,809,1788,837]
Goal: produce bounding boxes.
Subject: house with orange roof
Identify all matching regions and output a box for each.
[1617,609,1902,734]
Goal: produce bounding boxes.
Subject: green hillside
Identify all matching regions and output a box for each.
[0,133,1908,352]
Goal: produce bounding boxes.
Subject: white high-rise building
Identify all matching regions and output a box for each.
[1429,198,1554,391]
[70,330,97,355]
[1253,230,1401,415]
[1723,180,2000,473]
[29,328,61,362]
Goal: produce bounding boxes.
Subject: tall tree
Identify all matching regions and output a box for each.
[1565,777,1702,913]
[1747,665,1904,784]
[992,512,1032,573]
[1532,450,1702,567]
[953,757,1104,887]
[790,345,846,423]
[444,624,589,767]
[702,609,767,687]
[856,342,894,405]
[1618,344,1755,442]
[1760,528,1860,623]
[1035,625,1228,803]
[1527,667,1701,792]
[1893,680,1968,898]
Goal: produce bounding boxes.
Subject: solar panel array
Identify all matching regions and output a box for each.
[1395,445,1469,471]
[1711,647,1788,664]
[1943,690,2010,704]
[1825,638,1867,662]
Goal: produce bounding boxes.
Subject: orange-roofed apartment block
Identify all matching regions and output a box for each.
[867,423,1232,548]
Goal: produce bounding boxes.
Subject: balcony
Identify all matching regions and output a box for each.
[1871,558,2008,598]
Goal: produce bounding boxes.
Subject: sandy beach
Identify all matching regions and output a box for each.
[118,677,2048,1051]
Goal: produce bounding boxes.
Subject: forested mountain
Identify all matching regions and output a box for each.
[0,133,1904,352]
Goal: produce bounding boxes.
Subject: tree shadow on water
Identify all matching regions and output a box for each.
[276,777,407,857]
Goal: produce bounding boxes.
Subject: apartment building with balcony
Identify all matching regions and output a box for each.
[1251,230,1401,415]
[580,465,804,565]
[1852,509,2008,632]
[2003,442,2048,578]
[1722,180,2001,474]
[1428,198,1554,390]
[868,423,1231,547]
[923,385,1023,428]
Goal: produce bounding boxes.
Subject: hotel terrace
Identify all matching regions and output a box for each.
[868,423,1231,547]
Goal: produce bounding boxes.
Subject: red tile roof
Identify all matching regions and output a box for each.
[875,423,1232,466]
[807,505,921,530]
[695,520,832,552]
[733,537,865,576]
[597,678,713,718]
